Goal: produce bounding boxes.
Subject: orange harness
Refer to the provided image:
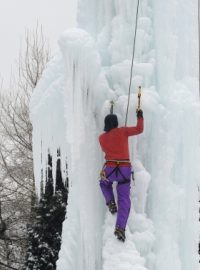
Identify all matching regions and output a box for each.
[100,159,132,183]
[105,159,131,166]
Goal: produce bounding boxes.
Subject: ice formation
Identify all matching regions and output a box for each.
[30,0,200,270]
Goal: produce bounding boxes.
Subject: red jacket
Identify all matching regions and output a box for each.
[99,118,144,161]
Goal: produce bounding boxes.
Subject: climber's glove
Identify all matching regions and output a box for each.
[137,109,143,119]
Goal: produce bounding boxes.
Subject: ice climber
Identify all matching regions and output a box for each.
[99,109,144,242]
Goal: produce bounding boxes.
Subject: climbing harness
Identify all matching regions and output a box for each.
[125,0,141,126]
[105,159,131,164]
[100,160,135,184]
[100,160,132,184]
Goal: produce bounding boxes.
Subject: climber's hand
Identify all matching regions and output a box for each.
[137,109,143,118]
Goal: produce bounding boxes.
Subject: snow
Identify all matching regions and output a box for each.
[30,0,200,270]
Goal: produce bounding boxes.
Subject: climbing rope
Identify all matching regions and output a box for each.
[125,0,140,126]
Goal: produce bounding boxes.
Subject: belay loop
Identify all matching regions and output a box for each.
[125,0,140,126]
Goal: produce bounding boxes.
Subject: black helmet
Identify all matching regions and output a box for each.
[104,114,118,132]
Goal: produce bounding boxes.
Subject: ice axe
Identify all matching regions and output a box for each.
[110,100,114,114]
[136,86,142,112]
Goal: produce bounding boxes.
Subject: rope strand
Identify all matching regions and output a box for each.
[125,0,140,126]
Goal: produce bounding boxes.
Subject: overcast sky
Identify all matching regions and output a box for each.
[0,0,77,87]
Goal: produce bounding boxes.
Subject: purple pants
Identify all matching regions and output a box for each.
[100,165,131,229]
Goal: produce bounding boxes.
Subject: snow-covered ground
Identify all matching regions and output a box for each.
[30,0,200,269]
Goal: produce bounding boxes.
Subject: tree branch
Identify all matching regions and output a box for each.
[0,261,18,270]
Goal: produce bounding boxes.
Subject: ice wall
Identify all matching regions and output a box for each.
[30,0,200,270]
[148,1,200,270]
[30,53,67,192]
[56,29,108,270]
[31,28,110,269]
[78,1,200,270]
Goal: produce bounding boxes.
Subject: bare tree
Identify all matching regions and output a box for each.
[0,25,50,269]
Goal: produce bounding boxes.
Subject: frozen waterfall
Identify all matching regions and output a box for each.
[30,1,200,270]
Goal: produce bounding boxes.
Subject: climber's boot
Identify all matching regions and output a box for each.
[107,200,117,214]
[114,225,126,242]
